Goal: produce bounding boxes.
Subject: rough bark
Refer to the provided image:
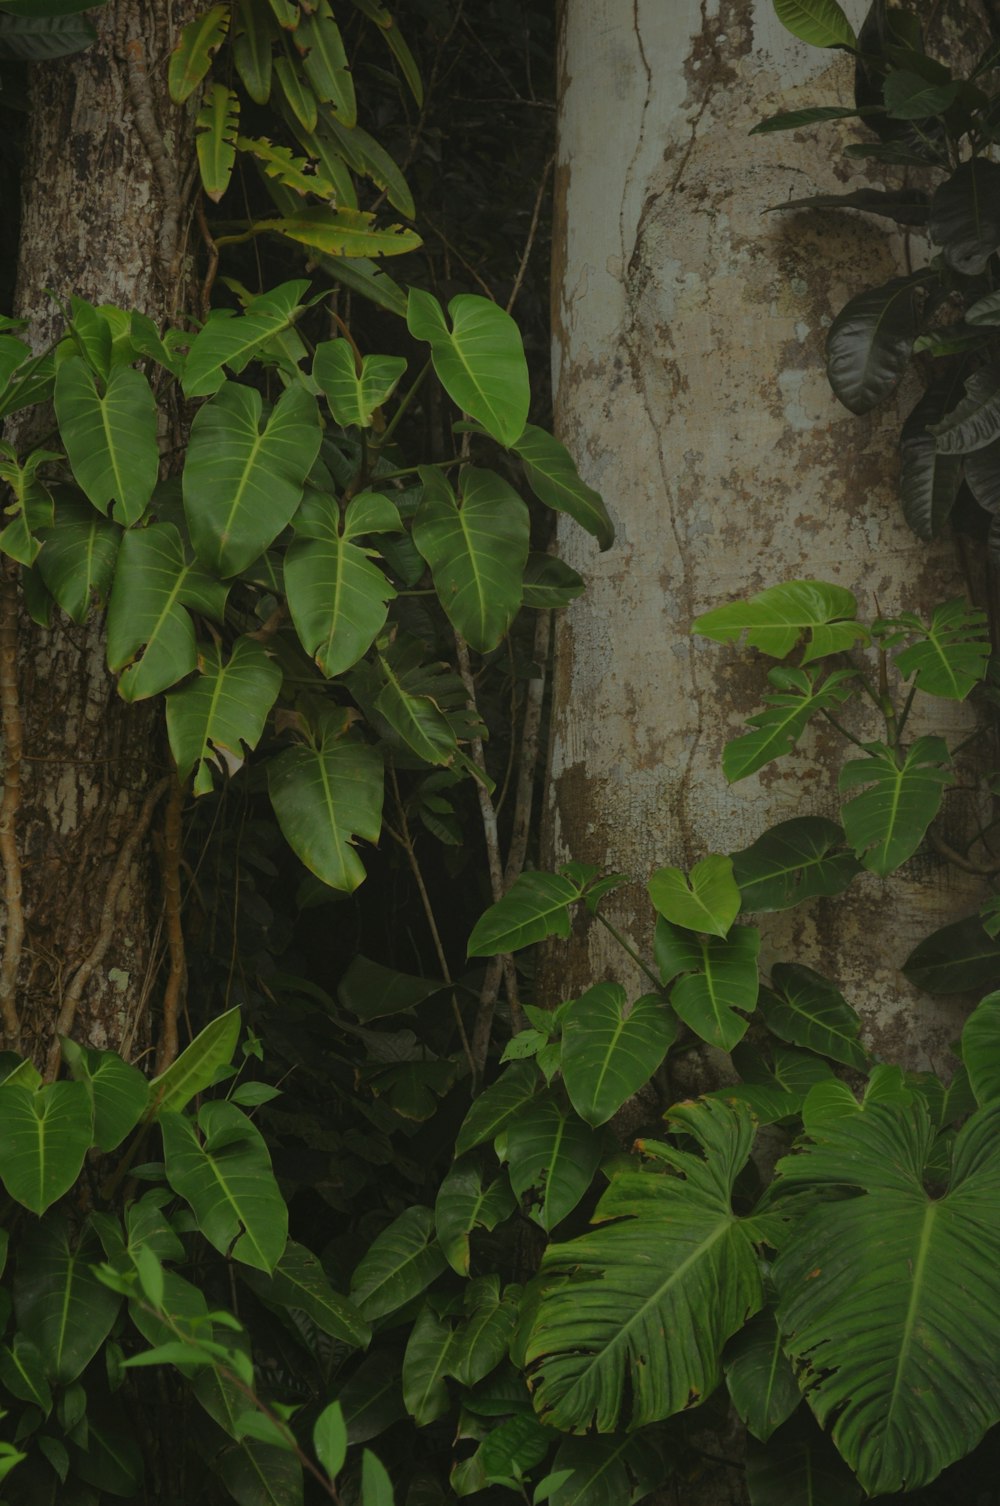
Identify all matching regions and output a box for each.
[3,0,198,1063]
[546,2,986,1082]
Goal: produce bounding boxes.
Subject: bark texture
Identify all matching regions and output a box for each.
[4,0,198,1063]
[547,3,985,1081]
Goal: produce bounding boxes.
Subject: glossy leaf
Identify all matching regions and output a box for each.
[505,1093,602,1231]
[759,963,868,1070]
[838,736,953,875]
[267,722,383,892]
[904,914,1000,994]
[965,437,1000,513]
[967,290,1000,326]
[168,5,229,103]
[401,1304,453,1425]
[161,1100,288,1273]
[825,277,921,415]
[454,1062,540,1156]
[256,206,420,257]
[692,579,865,661]
[413,465,529,651]
[406,289,529,445]
[183,380,321,578]
[724,1306,800,1442]
[61,1041,149,1152]
[196,83,239,201]
[349,1206,446,1321]
[773,0,856,48]
[435,1160,516,1276]
[522,552,585,609]
[655,920,760,1051]
[53,356,158,525]
[774,1101,1000,1494]
[243,1238,371,1348]
[961,992,1000,1107]
[149,1005,241,1115]
[513,424,614,549]
[0,1080,92,1213]
[525,1098,761,1431]
[15,1214,120,1383]
[883,69,958,119]
[314,338,406,427]
[560,986,676,1126]
[285,490,396,677]
[106,522,229,701]
[875,599,989,699]
[647,854,740,937]
[166,637,281,794]
[36,492,119,622]
[929,160,1000,274]
[731,816,860,911]
[899,378,964,538]
[467,871,583,956]
[182,280,312,397]
[930,365,1000,453]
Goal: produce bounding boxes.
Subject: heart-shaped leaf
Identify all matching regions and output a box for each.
[15,1214,120,1383]
[54,356,159,525]
[36,491,120,622]
[267,720,383,892]
[648,855,741,937]
[182,280,312,397]
[0,1080,93,1212]
[732,817,860,912]
[434,1161,516,1276]
[314,338,406,427]
[406,289,530,445]
[505,1093,602,1230]
[285,490,396,677]
[839,736,953,875]
[560,985,676,1126]
[166,637,282,794]
[655,921,760,1051]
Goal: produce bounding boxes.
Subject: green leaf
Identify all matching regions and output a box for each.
[747,1414,862,1506]
[216,1439,304,1506]
[35,491,119,622]
[374,655,458,766]
[724,1307,800,1442]
[350,1206,447,1321]
[61,1042,150,1152]
[899,376,965,539]
[298,0,355,121]
[449,1279,520,1388]
[838,736,953,875]
[961,991,1000,1107]
[966,437,1000,514]
[526,1098,761,1430]
[774,1101,1000,1494]
[560,986,676,1127]
[759,963,868,1070]
[692,579,865,661]
[413,465,529,652]
[314,339,406,427]
[267,723,383,892]
[313,1401,348,1482]
[148,1006,241,1116]
[0,1079,92,1212]
[233,0,272,102]
[455,1062,541,1157]
[322,114,414,216]
[256,206,421,257]
[182,280,312,397]
[183,381,322,578]
[361,1449,395,1506]
[547,1434,662,1506]
[434,1160,516,1276]
[166,637,281,794]
[406,290,530,445]
[239,133,336,200]
[648,855,741,937]
[825,276,921,415]
[168,5,229,103]
[15,1213,121,1383]
[0,11,97,60]
[883,68,959,119]
[197,83,240,202]
[655,921,759,1051]
[904,914,1000,993]
[0,1336,51,1413]
[929,160,1000,275]
[467,870,583,956]
[338,954,445,1022]
[106,522,229,701]
[401,1304,453,1425]
[53,356,158,525]
[772,0,856,48]
[481,1413,553,1480]
[160,1100,288,1273]
[72,1408,145,1496]
[285,491,396,677]
[337,1350,406,1443]
[505,1094,602,1231]
[275,51,318,129]
[522,552,585,609]
[512,424,614,550]
[731,816,860,911]
[875,599,989,699]
[929,365,1000,454]
[242,1238,371,1348]
[751,105,868,134]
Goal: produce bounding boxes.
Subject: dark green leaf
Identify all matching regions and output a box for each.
[513,425,613,549]
[930,365,1000,454]
[929,160,1000,274]
[168,5,229,103]
[53,357,158,524]
[560,985,676,1126]
[505,1094,602,1230]
[899,378,964,538]
[243,1238,370,1347]
[751,105,867,134]
[731,816,860,912]
[15,1214,120,1383]
[724,1307,800,1442]
[838,736,953,875]
[401,1304,453,1425]
[36,492,119,623]
[61,1041,149,1152]
[721,666,855,783]
[0,1080,92,1213]
[454,1062,541,1157]
[0,11,96,60]
[521,552,585,609]
[962,991,1000,1106]
[286,490,396,678]
[655,920,760,1051]
[883,69,958,118]
[149,1005,242,1115]
[339,954,445,1022]
[435,1161,516,1276]
[349,1206,446,1320]
[904,914,1000,993]
[166,637,281,794]
[760,963,868,1070]
[196,83,240,202]
[338,1350,406,1443]
[875,598,989,699]
[267,723,383,892]
[826,277,921,415]
[747,1414,861,1506]
[467,870,584,956]
[766,187,929,224]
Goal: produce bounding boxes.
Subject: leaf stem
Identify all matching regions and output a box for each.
[594,910,662,991]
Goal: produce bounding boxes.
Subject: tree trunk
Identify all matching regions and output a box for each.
[4,0,198,1065]
[546,0,983,1089]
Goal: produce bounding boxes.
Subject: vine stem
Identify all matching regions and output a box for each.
[45,776,171,1081]
[154,773,186,1076]
[0,558,23,1047]
[595,910,662,991]
[820,709,871,752]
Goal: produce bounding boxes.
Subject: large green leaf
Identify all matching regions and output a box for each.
[929,365,1000,454]
[746,1414,862,1506]
[655,921,760,1051]
[560,985,676,1126]
[0,1335,52,1413]
[401,1304,453,1426]
[838,736,953,875]
[350,1206,447,1320]
[374,655,458,766]
[298,0,355,120]
[731,817,860,912]
[773,0,856,48]
[60,1040,149,1152]
[267,720,383,892]
[692,580,865,662]
[406,289,530,445]
[774,1101,1000,1494]
[724,1306,800,1443]
[182,280,312,397]
[759,963,868,1070]
[548,1433,665,1506]
[434,1160,516,1276]
[36,491,120,622]
[449,1277,520,1388]
[53,356,158,525]
[233,0,272,101]
[168,5,229,103]
[216,1439,304,1506]
[505,1093,602,1230]
[161,1100,288,1273]
[241,1238,371,1348]
[883,68,959,119]
[183,381,321,577]
[929,160,1000,275]
[196,83,239,202]
[467,870,584,956]
[14,1214,120,1383]
[512,424,614,550]
[875,599,989,699]
[647,854,740,937]
[166,637,281,795]
[903,914,1000,993]
[525,1098,762,1431]
[961,991,1000,1107]
[825,277,921,415]
[285,490,396,676]
[413,465,529,651]
[725,666,855,782]
[454,1061,541,1156]
[149,1005,241,1116]
[0,11,97,61]
[106,522,230,701]
[314,338,406,427]
[0,1079,92,1213]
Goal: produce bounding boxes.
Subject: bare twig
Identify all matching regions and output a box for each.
[506,153,554,316]
[504,609,551,887]
[196,195,220,324]
[0,559,23,1046]
[46,776,171,1079]
[154,774,187,1075]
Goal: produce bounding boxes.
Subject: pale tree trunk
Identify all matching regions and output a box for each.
[544,0,990,1103]
[3,0,198,1065]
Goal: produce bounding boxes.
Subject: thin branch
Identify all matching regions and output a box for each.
[929,827,1000,878]
[0,559,23,1047]
[506,153,554,316]
[154,774,187,1076]
[45,776,171,1080]
[196,195,220,323]
[505,610,551,887]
